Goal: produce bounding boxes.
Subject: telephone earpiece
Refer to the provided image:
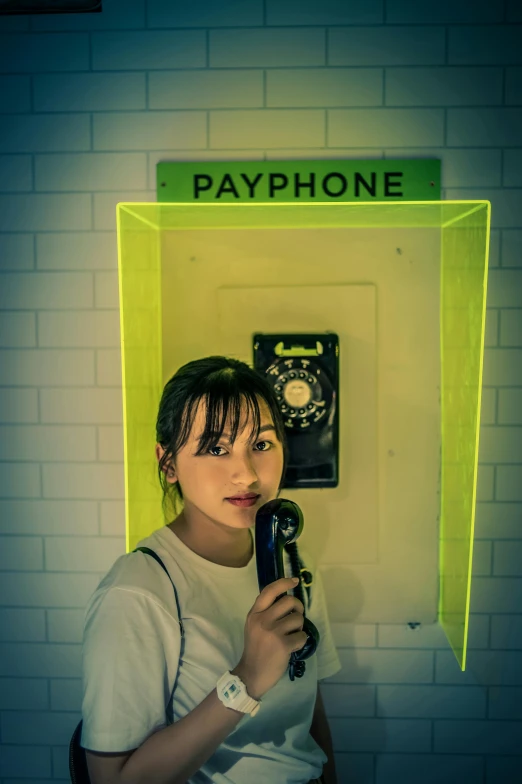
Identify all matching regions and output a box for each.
[255,498,320,680]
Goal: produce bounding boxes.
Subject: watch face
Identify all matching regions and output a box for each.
[223,680,239,700]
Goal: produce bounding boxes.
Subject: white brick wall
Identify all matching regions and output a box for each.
[0,0,521,781]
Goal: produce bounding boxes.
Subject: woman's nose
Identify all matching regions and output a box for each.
[231,454,258,481]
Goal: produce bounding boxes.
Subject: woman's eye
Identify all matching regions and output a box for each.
[209,446,226,456]
[208,441,272,456]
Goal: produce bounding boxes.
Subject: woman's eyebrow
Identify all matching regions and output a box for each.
[216,424,276,443]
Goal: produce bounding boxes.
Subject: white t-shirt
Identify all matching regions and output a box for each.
[81,523,341,784]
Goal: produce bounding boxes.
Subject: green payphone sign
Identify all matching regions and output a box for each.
[157,159,440,202]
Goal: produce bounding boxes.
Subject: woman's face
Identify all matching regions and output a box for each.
[156,396,284,531]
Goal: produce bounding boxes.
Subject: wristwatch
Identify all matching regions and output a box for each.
[216,670,261,717]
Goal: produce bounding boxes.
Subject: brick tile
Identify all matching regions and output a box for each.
[0,573,99,610]
[0,536,43,571]
[320,683,375,717]
[500,310,522,347]
[42,462,124,499]
[376,753,483,784]
[329,108,444,146]
[92,30,205,70]
[50,677,82,710]
[210,28,325,67]
[0,313,36,347]
[100,500,125,535]
[449,26,522,65]
[36,232,118,271]
[0,389,38,423]
[38,310,120,348]
[386,67,502,106]
[491,616,522,649]
[486,755,522,783]
[0,194,92,231]
[387,0,502,23]
[329,26,445,66]
[148,0,263,27]
[0,272,93,310]
[0,610,46,643]
[40,388,122,424]
[377,684,486,718]
[0,745,51,778]
[0,349,95,386]
[506,67,522,105]
[0,234,34,271]
[0,464,40,498]
[0,500,98,536]
[338,648,433,683]
[502,230,522,268]
[436,649,522,685]
[267,68,382,107]
[499,389,522,423]
[94,271,119,308]
[0,76,31,113]
[0,675,47,706]
[489,688,522,719]
[44,535,125,572]
[497,467,522,501]
[329,716,431,752]
[210,109,325,149]
[0,32,89,72]
[474,503,522,539]
[267,0,383,25]
[482,350,522,385]
[150,70,263,109]
[98,425,124,461]
[93,112,206,150]
[448,109,522,147]
[478,426,522,463]
[472,578,522,614]
[0,425,96,462]
[0,155,32,192]
[34,72,146,112]
[96,349,122,386]
[435,718,522,754]
[35,153,147,191]
[48,610,85,643]
[2,707,82,744]
[31,0,145,30]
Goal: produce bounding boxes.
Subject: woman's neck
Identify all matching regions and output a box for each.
[167,512,254,568]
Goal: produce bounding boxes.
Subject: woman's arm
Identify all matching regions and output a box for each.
[115,667,247,784]
[309,685,338,784]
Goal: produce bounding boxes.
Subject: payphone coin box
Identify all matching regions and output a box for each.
[116,201,490,671]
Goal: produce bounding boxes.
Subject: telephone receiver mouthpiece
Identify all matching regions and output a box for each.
[255,498,320,680]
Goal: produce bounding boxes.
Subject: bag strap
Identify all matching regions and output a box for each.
[132,547,184,638]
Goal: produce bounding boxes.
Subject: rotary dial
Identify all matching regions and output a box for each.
[266,357,333,431]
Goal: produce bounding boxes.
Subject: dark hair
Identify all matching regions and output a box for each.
[155,354,310,618]
[156,355,289,518]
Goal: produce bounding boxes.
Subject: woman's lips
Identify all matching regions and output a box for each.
[226,495,260,508]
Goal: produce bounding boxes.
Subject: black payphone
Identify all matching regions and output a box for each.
[253,332,339,488]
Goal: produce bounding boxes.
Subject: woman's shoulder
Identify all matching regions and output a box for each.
[85,529,184,620]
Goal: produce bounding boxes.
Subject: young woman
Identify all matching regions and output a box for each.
[81,356,341,784]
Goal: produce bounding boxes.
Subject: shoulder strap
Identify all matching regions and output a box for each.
[132,547,184,638]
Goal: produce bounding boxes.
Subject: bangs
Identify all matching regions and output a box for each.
[175,375,266,457]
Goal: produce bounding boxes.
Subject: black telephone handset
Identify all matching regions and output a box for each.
[255,498,320,681]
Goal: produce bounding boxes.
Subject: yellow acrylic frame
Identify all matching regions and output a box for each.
[116,200,491,670]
